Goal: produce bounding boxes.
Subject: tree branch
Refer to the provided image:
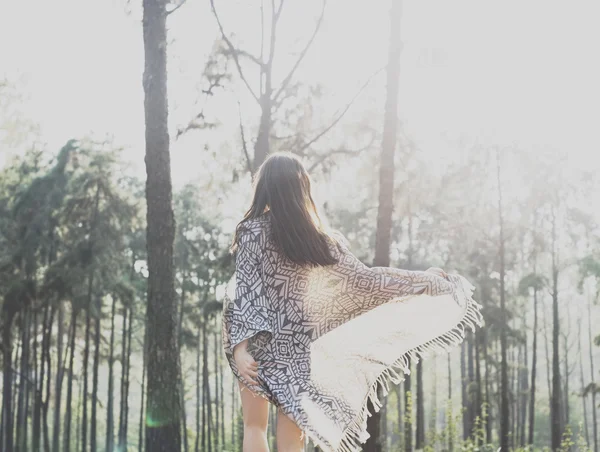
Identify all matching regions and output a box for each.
[238,101,253,174]
[166,0,186,16]
[296,67,384,154]
[272,0,326,103]
[308,138,376,172]
[225,48,264,67]
[175,71,226,140]
[210,0,260,104]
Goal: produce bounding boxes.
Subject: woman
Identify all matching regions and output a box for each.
[222,152,483,452]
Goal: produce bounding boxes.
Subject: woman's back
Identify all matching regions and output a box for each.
[223,211,483,452]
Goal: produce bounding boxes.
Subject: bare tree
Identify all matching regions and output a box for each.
[142,0,182,450]
[364,0,403,450]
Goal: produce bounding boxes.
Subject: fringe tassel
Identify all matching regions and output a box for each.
[303,275,484,452]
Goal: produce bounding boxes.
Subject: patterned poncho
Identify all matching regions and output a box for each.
[222,215,484,452]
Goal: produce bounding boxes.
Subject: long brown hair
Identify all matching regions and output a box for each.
[232,152,338,266]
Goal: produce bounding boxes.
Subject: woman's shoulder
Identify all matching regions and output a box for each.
[237,213,271,246]
[240,213,271,232]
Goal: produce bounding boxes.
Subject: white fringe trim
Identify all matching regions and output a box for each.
[304,275,484,452]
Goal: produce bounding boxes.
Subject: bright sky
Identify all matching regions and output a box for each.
[1,0,599,190]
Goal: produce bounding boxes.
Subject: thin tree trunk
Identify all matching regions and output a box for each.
[543,305,552,404]
[528,284,538,446]
[64,308,77,452]
[475,332,482,443]
[415,361,425,448]
[365,0,403,449]
[33,305,47,452]
[589,298,598,452]
[220,332,225,448]
[579,318,590,447]
[496,149,510,452]
[106,295,117,452]
[563,326,570,429]
[76,374,83,452]
[202,316,212,452]
[16,308,30,452]
[447,352,453,452]
[396,383,403,448]
[201,319,207,451]
[521,331,529,447]
[123,304,133,444]
[429,356,438,437]
[140,299,149,452]
[178,271,189,452]
[53,303,65,452]
[10,327,21,450]
[231,378,236,450]
[460,340,467,440]
[1,311,15,452]
[143,0,181,449]
[467,332,475,439]
[91,295,102,452]
[405,370,413,452]
[550,208,562,450]
[195,323,201,452]
[82,274,94,452]
[483,327,492,443]
[118,306,128,449]
[42,307,54,452]
[213,330,220,451]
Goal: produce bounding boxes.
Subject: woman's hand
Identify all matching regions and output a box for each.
[233,340,259,386]
[426,267,449,280]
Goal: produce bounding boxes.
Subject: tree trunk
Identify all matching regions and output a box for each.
[42,307,54,452]
[139,319,147,452]
[16,308,30,452]
[579,318,590,447]
[143,0,181,449]
[91,295,102,452]
[467,332,475,439]
[474,332,482,443]
[253,93,272,172]
[429,356,438,437]
[231,378,236,450]
[415,361,425,449]
[82,274,93,452]
[195,323,201,452]
[496,149,510,451]
[483,327,491,443]
[202,316,212,452]
[178,272,189,452]
[521,332,529,447]
[447,352,453,452]
[589,298,598,452]
[404,372,412,452]
[396,384,403,448]
[64,308,77,452]
[460,340,468,440]
[213,330,220,450]
[106,295,117,452]
[366,1,403,449]
[123,304,133,444]
[201,319,206,451]
[528,284,538,446]
[118,306,128,449]
[53,303,65,452]
[550,208,562,450]
[1,311,15,452]
[563,324,569,429]
[33,305,46,452]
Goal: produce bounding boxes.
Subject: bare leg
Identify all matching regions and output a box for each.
[276,409,304,452]
[238,381,270,452]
